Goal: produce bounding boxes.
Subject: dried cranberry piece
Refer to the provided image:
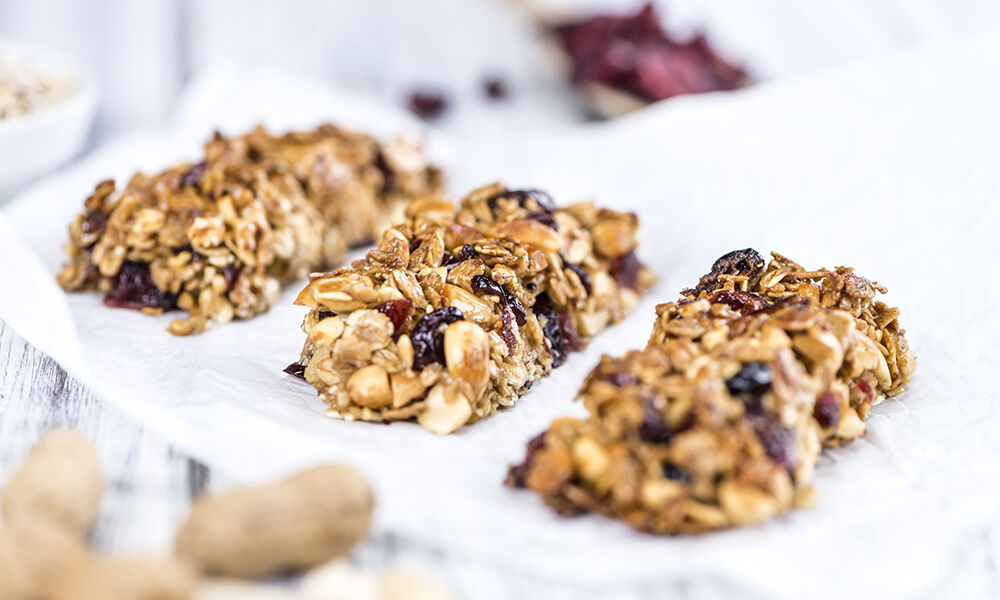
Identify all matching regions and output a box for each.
[411,306,464,370]
[222,264,242,291]
[565,263,592,295]
[557,312,581,352]
[696,248,765,292]
[181,160,208,188]
[103,261,177,311]
[526,210,558,230]
[855,378,874,405]
[81,210,107,236]
[662,462,691,483]
[638,399,671,444]
[814,391,841,429]
[283,363,306,380]
[749,416,797,472]
[611,250,642,291]
[500,304,518,353]
[505,432,547,488]
[471,274,526,325]
[407,89,448,120]
[485,189,556,213]
[377,298,413,334]
[534,292,573,367]
[483,76,508,100]
[442,244,478,268]
[709,290,768,315]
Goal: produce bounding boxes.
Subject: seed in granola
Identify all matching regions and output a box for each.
[377,298,413,334]
[749,416,797,472]
[411,306,464,370]
[526,210,558,230]
[725,361,772,397]
[181,160,209,188]
[709,290,768,315]
[104,261,178,311]
[696,248,765,291]
[471,274,526,325]
[565,262,592,294]
[638,399,671,444]
[283,363,306,380]
[813,391,840,428]
[609,250,642,291]
[407,89,448,120]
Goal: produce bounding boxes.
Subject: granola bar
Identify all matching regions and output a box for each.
[506,249,915,533]
[288,183,655,434]
[57,124,442,335]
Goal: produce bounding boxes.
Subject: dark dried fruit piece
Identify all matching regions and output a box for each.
[411,306,464,370]
[611,250,642,291]
[602,369,638,387]
[181,160,208,188]
[407,89,448,120]
[534,292,578,367]
[855,378,873,406]
[696,248,765,292]
[565,263,592,295]
[726,361,772,397]
[283,363,306,380]
[749,416,797,472]
[81,210,107,236]
[485,189,556,213]
[500,304,518,353]
[506,432,546,488]
[662,462,691,483]
[377,298,413,334]
[373,150,396,194]
[471,274,526,325]
[709,289,768,315]
[526,210,558,230]
[483,76,508,100]
[442,244,478,268]
[638,399,671,444]
[814,391,840,429]
[103,261,178,311]
[222,264,242,291]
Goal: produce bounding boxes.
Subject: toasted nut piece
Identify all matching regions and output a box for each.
[46,557,196,600]
[591,218,634,258]
[175,464,373,578]
[195,579,302,600]
[405,198,455,220]
[417,383,472,435]
[571,436,610,482]
[442,284,496,328]
[390,370,426,408]
[444,321,490,395]
[489,220,562,253]
[301,560,379,600]
[718,479,780,525]
[346,365,393,409]
[379,569,454,600]
[1,429,103,538]
[310,317,345,345]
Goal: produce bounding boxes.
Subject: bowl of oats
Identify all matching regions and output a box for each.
[0,39,97,192]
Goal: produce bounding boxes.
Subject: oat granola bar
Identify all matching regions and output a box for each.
[57,124,442,335]
[506,249,915,533]
[288,183,655,434]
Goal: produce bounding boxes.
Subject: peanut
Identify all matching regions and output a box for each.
[45,557,196,600]
[0,520,88,600]
[347,365,393,409]
[175,464,373,578]
[1,429,103,538]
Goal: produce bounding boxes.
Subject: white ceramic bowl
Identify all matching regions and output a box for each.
[0,39,98,193]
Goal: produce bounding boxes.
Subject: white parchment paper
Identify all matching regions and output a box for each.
[2,36,1000,599]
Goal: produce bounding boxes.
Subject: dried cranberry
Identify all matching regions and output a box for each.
[222,264,242,290]
[526,210,558,230]
[377,298,413,334]
[709,290,768,315]
[696,248,765,292]
[565,263,592,295]
[552,2,747,105]
[407,89,448,120]
[483,76,508,100]
[373,150,396,194]
[814,391,840,429]
[500,304,518,353]
[726,361,772,396]
[558,312,581,353]
[181,160,208,188]
[749,416,797,472]
[611,250,642,291]
[443,244,478,268]
[283,363,306,380]
[638,399,671,444]
[103,261,177,311]
[662,463,691,483]
[485,189,556,213]
[471,274,526,325]
[855,378,874,405]
[505,432,546,488]
[81,210,107,236]
[534,292,574,367]
[411,306,464,369]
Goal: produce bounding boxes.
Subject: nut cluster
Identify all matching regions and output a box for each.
[57,124,443,335]
[507,249,915,533]
[290,183,655,434]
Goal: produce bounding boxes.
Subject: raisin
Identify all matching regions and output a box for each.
[696,248,765,291]
[558,312,581,353]
[726,361,772,396]
[749,416,797,472]
[407,89,448,120]
[471,274,526,325]
[483,75,508,100]
[526,210,558,230]
[377,298,413,334]
[662,463,691,483]
[709,289,768,315]
[411,306,464,370]
[814,391,840,428]
[181,160,208,188]
[317,310,335,320]
[505,432,546,488]
[534,292,573,367]
[611,250,642,291]
[103,261,177,311]
[485,189,556,213]
[565,262,592,294]
[283,363,306,380]
[222,264,242,291]
[638,399,671,444]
